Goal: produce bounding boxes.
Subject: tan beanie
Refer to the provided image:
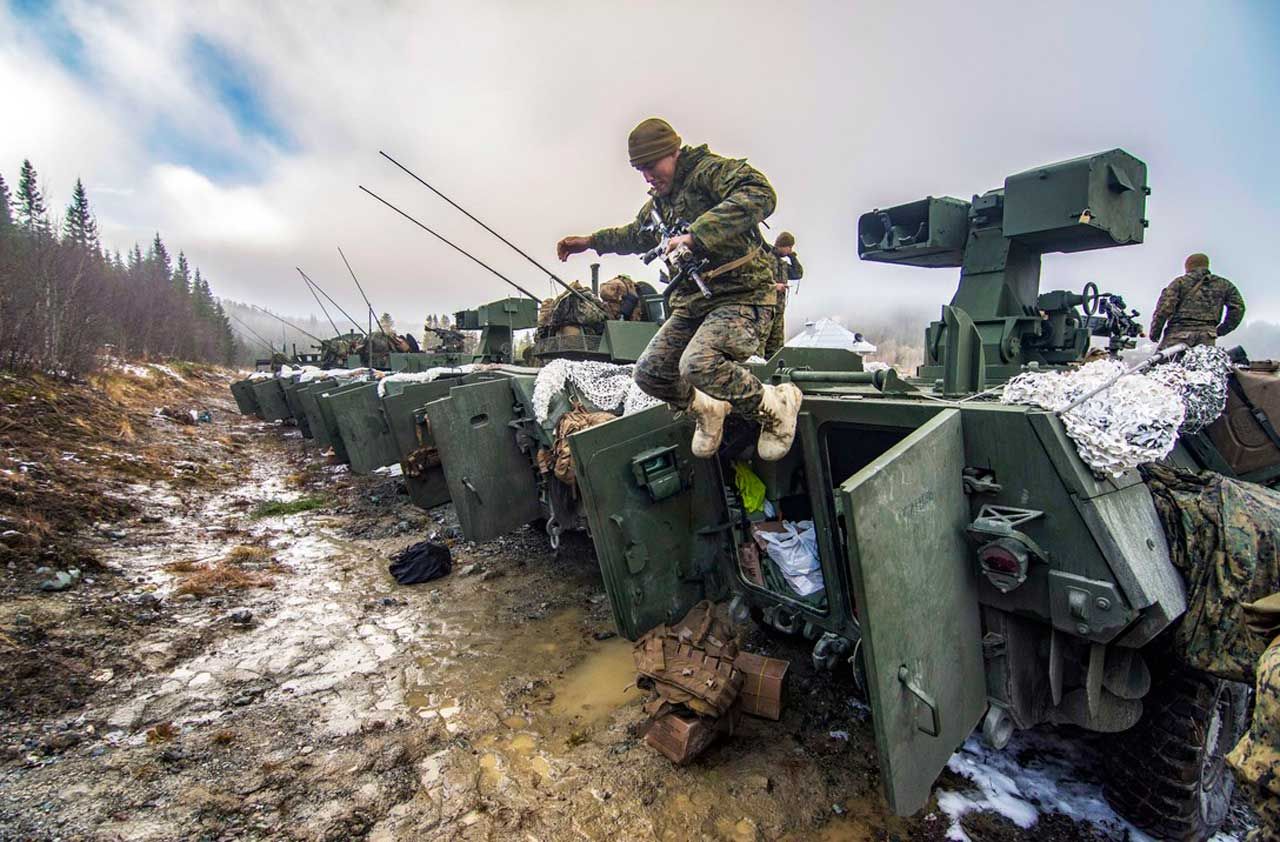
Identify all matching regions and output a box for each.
[775,231,796,249]
[1185,253,1210,272]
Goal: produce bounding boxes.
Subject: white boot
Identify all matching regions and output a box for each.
[756,383,803,461]
[688,389,732,458]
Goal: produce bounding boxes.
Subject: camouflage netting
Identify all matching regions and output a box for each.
[1142,464,1280,685]
[532,358,660,424]
[1001,347,1231,477]
[375,365,479,398]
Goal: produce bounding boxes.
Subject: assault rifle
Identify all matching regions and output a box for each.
[640,205,713,299]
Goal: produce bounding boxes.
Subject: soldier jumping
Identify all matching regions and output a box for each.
[556,118,802,460]
[1149,252,1246,349]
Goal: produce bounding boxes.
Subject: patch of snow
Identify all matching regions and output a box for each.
[938,730,1243,842]
[150,364,185,381]
[116,362,154,378]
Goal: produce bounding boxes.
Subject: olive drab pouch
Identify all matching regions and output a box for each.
[633,600,744,718]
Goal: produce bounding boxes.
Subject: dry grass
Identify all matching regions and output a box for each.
[169,543,277,596]
[225,545,272,565]
[173,562,274,597]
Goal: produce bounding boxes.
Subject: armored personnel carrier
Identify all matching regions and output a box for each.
[568,150,1258,839]
[425,273,666,545]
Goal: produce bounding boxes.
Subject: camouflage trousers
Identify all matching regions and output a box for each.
[1159,327,1217,350]
[759,293,786,358]
[1229,634,1280,842]
[634,304,773,414]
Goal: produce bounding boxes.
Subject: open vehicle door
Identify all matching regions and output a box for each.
[835,409,985,815]
[424,378,540,541]
[569,407,730,640]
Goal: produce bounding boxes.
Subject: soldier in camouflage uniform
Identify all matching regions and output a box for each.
[760,231,803,358]
[557,118,802,460]
[1228,592,1280,841]
[1149,253,1246,350]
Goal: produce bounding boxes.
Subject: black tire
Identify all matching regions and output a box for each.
[1104,667,1249,841]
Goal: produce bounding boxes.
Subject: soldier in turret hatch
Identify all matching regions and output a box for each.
[760,231,803,358]
[1149,253,1245,349]
[556,117,802,461]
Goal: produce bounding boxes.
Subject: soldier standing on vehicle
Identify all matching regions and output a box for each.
[1149,253,1246,349]
[760,231,803,358]
[556,118,802,460]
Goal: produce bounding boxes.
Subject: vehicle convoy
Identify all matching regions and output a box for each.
[424,269,665,545]
[567,149,1272,839]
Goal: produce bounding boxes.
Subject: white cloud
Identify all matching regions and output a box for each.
[1,0,1276,342]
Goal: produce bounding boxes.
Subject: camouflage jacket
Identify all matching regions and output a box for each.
[591,144,777,317]
[770,249,803,307]
[1149,268,1246,340]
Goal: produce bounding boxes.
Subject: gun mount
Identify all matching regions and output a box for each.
[858,149,1149,394]
[453,296,538,363]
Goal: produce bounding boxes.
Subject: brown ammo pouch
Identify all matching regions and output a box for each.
[633,600,743,718]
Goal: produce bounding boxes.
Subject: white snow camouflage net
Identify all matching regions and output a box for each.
[532,358,661,424]
[375,365,477,398]
[1001,346,1230,478]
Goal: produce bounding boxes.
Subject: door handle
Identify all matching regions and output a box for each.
[899,666,941,737]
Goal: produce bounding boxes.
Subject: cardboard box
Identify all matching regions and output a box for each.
[734,651,789,720]
[642,705,741,765]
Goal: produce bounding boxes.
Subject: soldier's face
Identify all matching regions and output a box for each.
[637,152,679,196]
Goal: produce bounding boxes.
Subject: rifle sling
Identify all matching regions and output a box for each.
[703,246,762,281]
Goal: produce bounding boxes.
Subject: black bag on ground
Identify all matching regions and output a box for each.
[389,541,452,585]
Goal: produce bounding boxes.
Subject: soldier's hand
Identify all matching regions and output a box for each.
[557,235,592,262]
[665,234,693,255]
[774,283,787,293]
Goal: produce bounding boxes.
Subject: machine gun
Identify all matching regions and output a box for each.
[1084,287,1143,355]
[640,204,713,299]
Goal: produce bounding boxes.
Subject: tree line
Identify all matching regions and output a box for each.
[0,158,238,377]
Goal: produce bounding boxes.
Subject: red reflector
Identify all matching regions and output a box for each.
[981,546,1021,574]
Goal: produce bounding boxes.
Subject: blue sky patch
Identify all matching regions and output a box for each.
[188,34,292,151]
[8,0,86,75]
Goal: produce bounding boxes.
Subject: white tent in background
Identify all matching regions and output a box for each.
[786,318,877,354]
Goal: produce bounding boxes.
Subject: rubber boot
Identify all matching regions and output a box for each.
[688,388,732,458]
[756,383,803,461]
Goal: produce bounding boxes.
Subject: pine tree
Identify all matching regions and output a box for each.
[191,269,213,317]
[148,233,171,283]
[172,251,191,296]
[213,300,236,364]
[0,173,12,228]
[63,178,98,250]
[128,243,144,272]
[16,159,48,231]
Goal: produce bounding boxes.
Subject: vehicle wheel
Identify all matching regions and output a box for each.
[1104,667,1249,841]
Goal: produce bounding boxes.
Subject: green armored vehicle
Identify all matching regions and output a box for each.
[425,276,664,544]
[568,150,1254,839]
[316,297,536,476]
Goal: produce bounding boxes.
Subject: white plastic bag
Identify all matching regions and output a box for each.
[754,520,823,596]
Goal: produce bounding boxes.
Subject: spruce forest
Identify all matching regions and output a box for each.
[0,159,238,377]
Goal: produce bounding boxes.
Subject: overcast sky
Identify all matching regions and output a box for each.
[2,0,1277,340]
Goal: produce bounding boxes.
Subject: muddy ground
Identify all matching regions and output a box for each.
[0,366,1255,841]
